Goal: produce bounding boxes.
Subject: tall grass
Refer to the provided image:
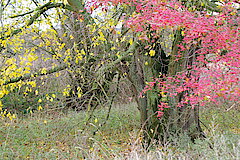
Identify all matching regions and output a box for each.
[0,103,239,159]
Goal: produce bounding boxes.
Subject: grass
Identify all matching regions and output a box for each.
[0,102,239,159]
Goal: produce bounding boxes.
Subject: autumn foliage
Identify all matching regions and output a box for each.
[96,0,240,117]
[0,0,239,123]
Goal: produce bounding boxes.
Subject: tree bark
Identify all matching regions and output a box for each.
[129,30,205,147]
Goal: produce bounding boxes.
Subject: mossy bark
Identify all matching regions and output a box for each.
[129,30,205,147]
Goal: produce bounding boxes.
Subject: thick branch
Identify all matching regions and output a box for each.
[9,10,35,18]
[98,41,138,74]
[3,65,67,85]
[1,2,74,41]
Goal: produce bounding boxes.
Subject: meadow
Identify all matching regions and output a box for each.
[0,103,239,159]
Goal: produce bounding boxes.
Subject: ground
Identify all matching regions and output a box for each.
[0,103,239,159]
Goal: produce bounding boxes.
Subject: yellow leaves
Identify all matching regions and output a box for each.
[65,49,71,55]
[5,58,16,65]
[129,38,133,45]
[89,23,97,33]
[121,36,126,43]
[55,72,61,77]
[98,31,106,41]
[160,91,167,98]
[25,87,32,93]
[160,90,168,102]
[75,49,86,64]
[27,81,36,88]
[12,114,16,119]
[49,97,54,102]
[108,19,115,27]
[216,92,223,97]
[81,49,86,55]
[45,40,51,46]
[63,0,68,5]
[41,68,47,74]
[32,36,38,41]
[1,40,7,47]
[77,92,82,98]
[149,50,156,57]
[204,96,211,101]
[77,86,82,98]
[116,52,121,59]
[24,67,31,73]
[25,62,32,66]
[5,64,17,76]
[75,56,82,64]
[0,89,9,98]
[38,42,45,48]
[230,11,236,16]
[0,108,16,121]
[43,93,55,103]
[6,112,12,120]
[111,47,116,51]
[38,106,43,111]
[181,31,185,36]
[59,43,66,50]
[52,94,56,98]
[63,87,71,96]
[62,90,69,96]
[144,49,157,58]
[69,35,74,39]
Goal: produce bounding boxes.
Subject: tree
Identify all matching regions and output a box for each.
[0,0,239,147]
[96,0,239,146]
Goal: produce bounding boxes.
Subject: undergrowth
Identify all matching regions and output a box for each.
[0,103,239,159]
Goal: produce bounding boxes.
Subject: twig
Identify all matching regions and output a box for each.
[226,103,236,112]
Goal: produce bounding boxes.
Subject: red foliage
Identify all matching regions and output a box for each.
[95,0,240,117]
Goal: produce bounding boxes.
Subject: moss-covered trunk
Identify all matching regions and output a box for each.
[129,30,205,146]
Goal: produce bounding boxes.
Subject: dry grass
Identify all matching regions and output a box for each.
[0,103,239,159]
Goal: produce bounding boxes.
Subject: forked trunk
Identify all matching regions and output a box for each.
[129,30,205,146]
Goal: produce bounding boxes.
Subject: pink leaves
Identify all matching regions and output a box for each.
[126,1,189,31]
[143,56,240,118]
[94,0,240,118]
[157,102,170,118]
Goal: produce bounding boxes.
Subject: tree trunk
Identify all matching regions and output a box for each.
[129,30,205,147]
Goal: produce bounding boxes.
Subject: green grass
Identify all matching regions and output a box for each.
[0,103,239,159]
